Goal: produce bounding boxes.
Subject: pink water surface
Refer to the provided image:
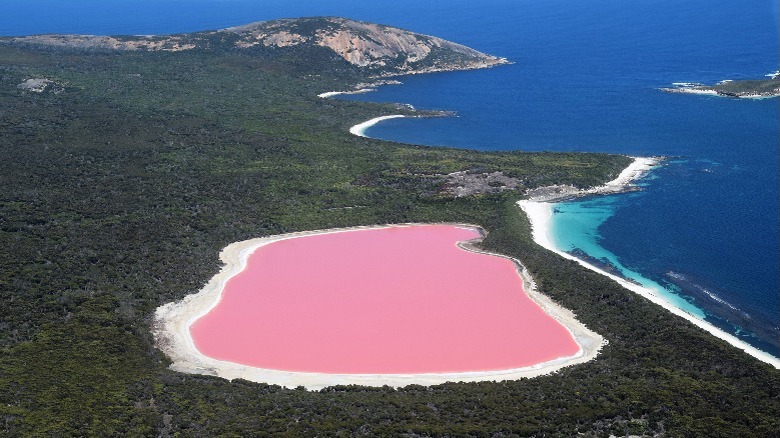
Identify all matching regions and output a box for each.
[190,225,579,374]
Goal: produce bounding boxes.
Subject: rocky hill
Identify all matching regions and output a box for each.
[7,17,509,77]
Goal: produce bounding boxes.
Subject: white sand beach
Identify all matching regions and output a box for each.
[518,158,780,369]
[585,156,659,195]
[317,80,403,98]
[349,115,406,137]
[523,156,661,202]
[154,223,604,390]
[317,88,376,98]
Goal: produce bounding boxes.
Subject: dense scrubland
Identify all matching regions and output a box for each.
[1,30,778,437]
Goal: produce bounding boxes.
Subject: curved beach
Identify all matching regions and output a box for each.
[154,223,604,390]
[518,158,780,369]
[317,88,376,98]
[349,115,406,137]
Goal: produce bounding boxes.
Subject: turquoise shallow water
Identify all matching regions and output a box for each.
[549,195,707,320]
[546,157,779,356]
[2,0,778,357]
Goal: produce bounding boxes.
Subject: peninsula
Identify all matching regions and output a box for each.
[8,17,509,77]
[661,72,780,98]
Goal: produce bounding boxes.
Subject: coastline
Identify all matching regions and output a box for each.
[660,86,780,99]
[349,115,406,138]
[317,86,376,99]
[318,89,376,98]
[518,158,780,369]
[660,77,780,99]
[317,80,404,98]
[153,223,604,390]
[524,156,661,202]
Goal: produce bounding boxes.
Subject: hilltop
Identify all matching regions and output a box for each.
[7,17,509,77]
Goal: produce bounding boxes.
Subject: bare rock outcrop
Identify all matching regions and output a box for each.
[222,17,509,74]
[9,17,509,76]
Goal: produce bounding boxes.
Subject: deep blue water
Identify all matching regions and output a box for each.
[3,0,777,357]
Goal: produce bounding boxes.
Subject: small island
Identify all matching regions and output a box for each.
[661,72,780,98]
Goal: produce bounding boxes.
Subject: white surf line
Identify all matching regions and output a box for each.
[518,160,780,369]
[349,115,406,138]
[153,223,603,390]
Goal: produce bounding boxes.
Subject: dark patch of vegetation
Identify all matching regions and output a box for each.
[0,36,777,437]
[710,76,780,96]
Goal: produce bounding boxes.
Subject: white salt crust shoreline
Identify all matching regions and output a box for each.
[153,223,605,390]
[518,157,780,369]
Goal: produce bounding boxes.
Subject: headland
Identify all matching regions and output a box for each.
[660,72,780,99]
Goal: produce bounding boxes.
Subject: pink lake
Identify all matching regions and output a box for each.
[190,225,579,374]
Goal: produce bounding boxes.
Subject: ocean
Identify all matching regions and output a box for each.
[3,0,777,357]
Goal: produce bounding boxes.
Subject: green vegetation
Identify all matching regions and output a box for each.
[1,32,778,437]
[710,76,780,97]
[664,76,780,98]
